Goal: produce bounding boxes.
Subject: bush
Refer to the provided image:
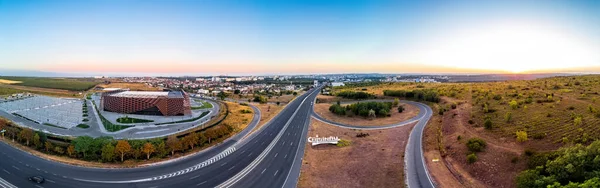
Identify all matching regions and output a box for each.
[329,104,346,116]
[516,131,528,142]
[466,138,487,152]
[383,89,440,103]
[346,102,392,118]
[397,105,405,113]
[466,153,478,164]
[335,91,373,99]
[484,118,493,129]
[239,109,252,114]
[451,103,457,109]
[336,139,351,147]
[511,156,519,163]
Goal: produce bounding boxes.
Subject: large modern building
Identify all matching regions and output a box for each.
[101,90,192,116]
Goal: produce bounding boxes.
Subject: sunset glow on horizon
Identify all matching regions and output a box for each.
[1,0,599,76]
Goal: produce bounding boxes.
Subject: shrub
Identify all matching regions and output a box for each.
[457,135,462,140]
[484,118,493,129]
[524,148,536,156]
[516,131,528,142]
[451,103,457,109]
[466,153,478,164]
[336,139,351,147]
[397,105,405,113]
[468,119,474,124]
[466,138,487,152]
[335,91,373,99]
[509,100,519,109]
[328,104,346,116]
[511,156,519,163]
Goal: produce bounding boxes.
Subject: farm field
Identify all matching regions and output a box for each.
[0,76,100,91]
[0,79,22,84]
[337,75,600,188]
[96,82,160,91]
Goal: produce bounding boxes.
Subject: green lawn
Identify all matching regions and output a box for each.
[116,117,154,124]
[91,101,133,132]
[43,123,66,129]
[0,76,100,91]
[191,101,213,110]
[76,124,90,129]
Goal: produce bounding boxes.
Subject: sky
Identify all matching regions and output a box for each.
[0,0,599,76]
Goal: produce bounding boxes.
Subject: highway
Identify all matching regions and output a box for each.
[0,86,434,188]
[0,86,322,188]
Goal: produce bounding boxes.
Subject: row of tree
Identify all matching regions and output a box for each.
[383,89,440,103]
[335,91,374,99]
[0,120,235,163]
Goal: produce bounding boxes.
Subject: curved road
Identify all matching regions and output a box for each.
[0,87,434,188]
[311,99,436,188]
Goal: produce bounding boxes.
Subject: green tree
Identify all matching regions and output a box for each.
[293,91,298,96]
[44,141,53,153]
[397,105,405,113]
[155,141,167,158]
[73,136,94,158]
[54,146,64,154]
[18,129,34,146]
[393,98,399,107]
[467,153,478,164]
[466,138,487,152]
[484,118,493,129]
[101,143,115,162]
[33,133,42,149]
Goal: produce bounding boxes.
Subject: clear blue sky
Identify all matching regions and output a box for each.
[1,0,599,76]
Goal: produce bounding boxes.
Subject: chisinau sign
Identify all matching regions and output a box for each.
[307,135,340,146]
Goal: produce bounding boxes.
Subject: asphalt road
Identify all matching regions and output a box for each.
[311,99,436,188]
[0,86,322,188]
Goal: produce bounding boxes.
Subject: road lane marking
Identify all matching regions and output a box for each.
[197,181,207,186]
[3,169,10,174]
[220,162,228,166]
[261,168,266,174]
[274,170,279,176]
[190,175,200,180]
[284,154,287,158]
[46,179,56,183]
[35,185,44,188]
[247,152,253,157]
[274,153,278,158]
[228,166,235,171]
[11,166,20,171]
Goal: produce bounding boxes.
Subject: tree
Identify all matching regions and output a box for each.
[197,133,207,146]
[166,136,181,156]
[397,105,405,113]
[101,143,115,162]
[115,140,131,162]
[205,129,218,144]
[217,92,228,100]
[142,142,155,159]
[505,112,512,123]
[44,141,53,153]
[183,134,198,150]
[234,89,241,94]
[73,136,93,158]
[155,141,167,158]
[293,91,298,96]
[516,131,528,142]
[393,98,400,107]
[33,133,42,149]
[509,100,519,109]
[67,145,75,157]
[368,109,376,119]
[18,129,34,146]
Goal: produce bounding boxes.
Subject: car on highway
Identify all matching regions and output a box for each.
[28,176,45,184]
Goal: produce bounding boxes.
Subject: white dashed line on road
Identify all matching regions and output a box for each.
[274,170,279,176]
[220,162,228,166]
[197,181,207,186]
[228,166,236,171]
[247,152,253,157]
[190,175,200,180]
[261,168,266,174]
[3,169,10,174]
[46,179,56,183]
[274,153,278,158]
[11,166,20,171]
[284,154,288,158]
[35,185,43,188]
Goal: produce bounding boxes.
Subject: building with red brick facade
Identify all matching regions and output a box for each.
[101,90,191,116]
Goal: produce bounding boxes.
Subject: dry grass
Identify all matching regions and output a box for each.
[313,102,420,126]
[0,84,83,98]
[221,101,254,131]
[97,82,160,91]
[298,118,414,188]
[0,79,22,84]
[254,104,285,130]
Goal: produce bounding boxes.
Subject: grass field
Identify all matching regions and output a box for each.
[0,76,100,91]
[116,117,154,124]
[0,87,26,97]
[191,101,213,110]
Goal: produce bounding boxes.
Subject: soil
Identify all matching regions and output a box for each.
[313,102,419,126]
[298,118,415,188]
[96,82,161,91]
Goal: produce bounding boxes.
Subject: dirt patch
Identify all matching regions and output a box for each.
[96,82,160,91]
[298,118,415,188]
[313,102,419,126]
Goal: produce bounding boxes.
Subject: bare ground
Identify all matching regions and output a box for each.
[313,102,419,126]
[298,118,415,188]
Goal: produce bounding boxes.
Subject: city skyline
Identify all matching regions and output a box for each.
[1,0,599,76]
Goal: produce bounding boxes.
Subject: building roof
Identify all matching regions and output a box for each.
[108,91,184,99]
